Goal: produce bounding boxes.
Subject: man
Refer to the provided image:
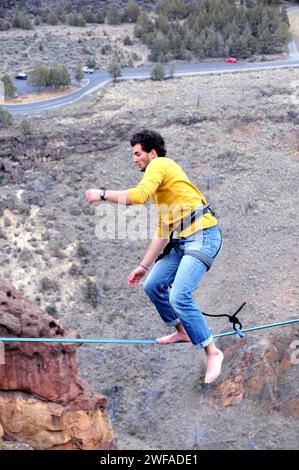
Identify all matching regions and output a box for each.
[85,129,223,384]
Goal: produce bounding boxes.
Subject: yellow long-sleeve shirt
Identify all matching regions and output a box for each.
[127,157,218,238]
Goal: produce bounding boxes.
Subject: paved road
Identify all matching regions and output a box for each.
[3,57,299,115]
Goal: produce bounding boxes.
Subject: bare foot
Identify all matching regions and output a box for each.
[204,349,224,384]
[156,332,191,345]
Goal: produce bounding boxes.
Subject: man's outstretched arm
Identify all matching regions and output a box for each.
[85,189,132,205]
[85,158,164,206]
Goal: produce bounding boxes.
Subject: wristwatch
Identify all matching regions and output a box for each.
[99,187,106,201]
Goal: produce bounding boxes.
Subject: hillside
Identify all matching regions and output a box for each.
[0,66,298,449]
[0,0,291,76]
[0,1,148,17]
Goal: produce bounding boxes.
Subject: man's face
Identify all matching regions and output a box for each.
[132,144,156,172]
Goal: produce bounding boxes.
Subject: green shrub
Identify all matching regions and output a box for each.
[20,118,32,136]
[123,35,133,46]
[108,56,122,81]
[76,241,88,257]
[12,10,33,30]
[68,263,80,277]
[1,75,16,99]
[40,277,59,292]
[82,278,98,308]
[0,19,11,31]
[86,57,96,68]
[0,107,13,127]
[151,63,165,81]
[18,204,31,217]
[45,304,58,317]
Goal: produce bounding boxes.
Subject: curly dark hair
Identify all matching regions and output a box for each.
[130,129,167,157]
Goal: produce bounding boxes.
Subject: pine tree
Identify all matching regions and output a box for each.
[169,32,182,58]
[47,13,59,25]
[49,66,70,88]
[0,19,11,31]
[86,57,96,68]
[151,63,165,80]
[155,13,170,34]
[96,11,105,24]
[242,30,256,55]
[0,107,13,127]
[123,0,140,23]
[226,32,239,56]
[273,22,290,51]
[20,118,32,136]
[258,28,273,54]
[1,75,16,99]
[134,12,154,39]
[28,66,50,89]
[234,34,251,58]
[83,10,96,24]
[75,63,84,85]
[205,26,219,57]
[107,5,121,25]
[108,56,122,81]
[56,6,66,23]
[194,33,206,59]
[149,34,170,62]
[12,9,33,30]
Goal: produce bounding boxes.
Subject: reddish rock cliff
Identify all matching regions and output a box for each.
[0,280,117,450]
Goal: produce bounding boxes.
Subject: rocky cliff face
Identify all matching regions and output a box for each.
[0,281,117,450]
[0,119,135,185]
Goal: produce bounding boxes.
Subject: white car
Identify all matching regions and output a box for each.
[15,73,27,80]
[82,66,95,74]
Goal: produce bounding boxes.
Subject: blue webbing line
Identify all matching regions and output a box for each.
[0,318,298,344]
[0,337,157,344]
[214,318,299,339]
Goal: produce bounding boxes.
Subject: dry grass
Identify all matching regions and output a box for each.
[5,86,78,104]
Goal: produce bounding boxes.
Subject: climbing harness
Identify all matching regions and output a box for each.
[155,203,221,270]
[154,204,246,336]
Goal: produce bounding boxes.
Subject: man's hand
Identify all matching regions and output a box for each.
[128,266,148,288]
[85,189,100,203]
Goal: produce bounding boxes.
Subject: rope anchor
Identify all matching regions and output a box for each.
[202,301,247,339]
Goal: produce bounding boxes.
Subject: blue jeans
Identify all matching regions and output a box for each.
[143,225,222,348]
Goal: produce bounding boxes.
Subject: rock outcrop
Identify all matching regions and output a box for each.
[0,280,117,450]
[0,120,135,185]
[211,329,299,417]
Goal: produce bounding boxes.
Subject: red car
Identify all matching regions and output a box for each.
[226,57,237,63]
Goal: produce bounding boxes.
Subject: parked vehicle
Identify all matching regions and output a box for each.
[82,66,95,74]
[225,57,237,64]
[15,73,27,79]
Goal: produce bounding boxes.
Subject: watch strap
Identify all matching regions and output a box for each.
[100,187,106,201]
